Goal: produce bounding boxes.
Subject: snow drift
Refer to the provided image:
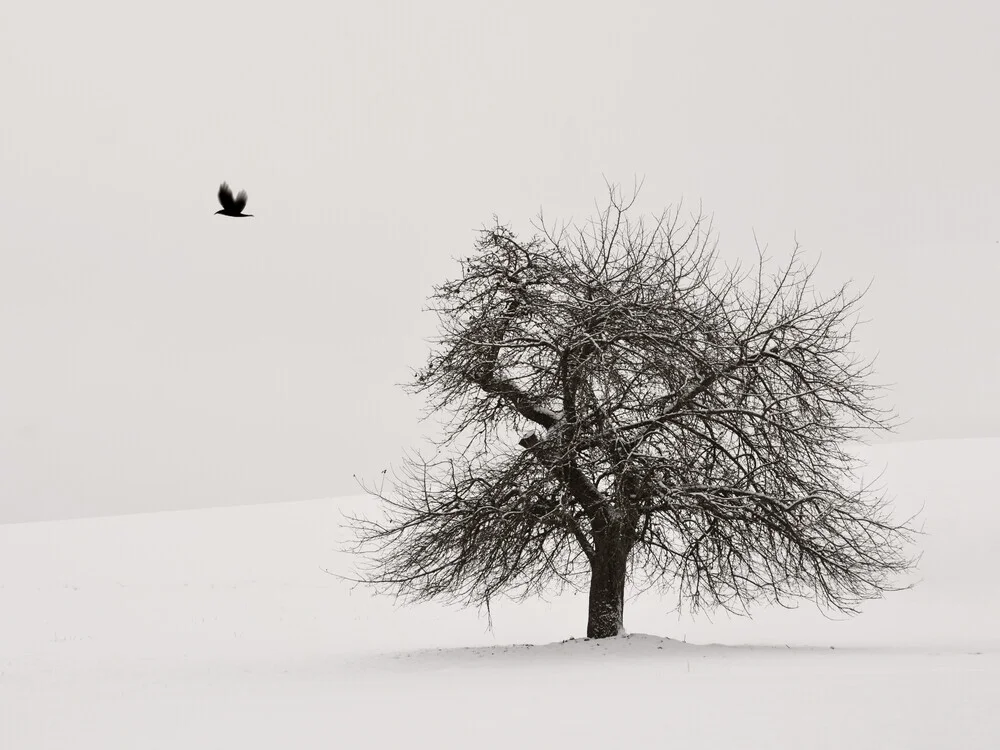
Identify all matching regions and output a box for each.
[1,438,997,748]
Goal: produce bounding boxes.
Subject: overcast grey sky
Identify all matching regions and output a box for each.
[2,0,998,523]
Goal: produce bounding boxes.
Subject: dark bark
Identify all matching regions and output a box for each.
[587,529,631,638]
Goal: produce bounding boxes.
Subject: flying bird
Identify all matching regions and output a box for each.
[215,183,253,217]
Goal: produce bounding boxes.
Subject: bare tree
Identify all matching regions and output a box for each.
[351,186,917,639]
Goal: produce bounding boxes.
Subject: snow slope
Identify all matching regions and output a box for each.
[1,439,998,749]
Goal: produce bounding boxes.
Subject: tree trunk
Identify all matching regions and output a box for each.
[586,534,630,638]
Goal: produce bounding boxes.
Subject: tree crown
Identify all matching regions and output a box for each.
[352,188,916,628]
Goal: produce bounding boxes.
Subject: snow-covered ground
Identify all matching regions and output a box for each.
[2,438,997,748]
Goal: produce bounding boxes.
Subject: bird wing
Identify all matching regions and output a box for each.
[233,190,248,213]
[218,183,236,211]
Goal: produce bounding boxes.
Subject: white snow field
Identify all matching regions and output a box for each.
[2,438,998,749]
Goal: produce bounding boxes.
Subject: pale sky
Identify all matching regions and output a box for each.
[2,0,998,523]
